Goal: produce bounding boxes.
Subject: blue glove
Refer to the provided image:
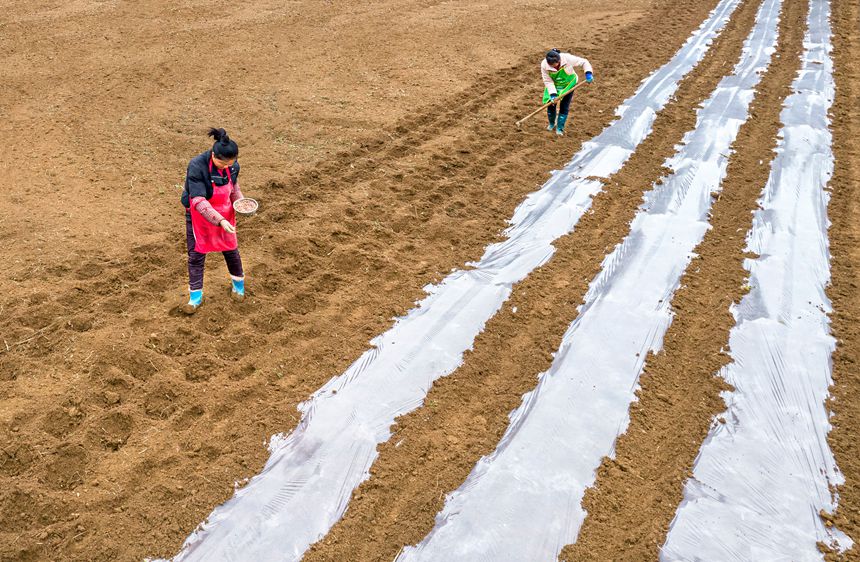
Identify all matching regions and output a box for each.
[550,93,558,102]
[585,71,594,83]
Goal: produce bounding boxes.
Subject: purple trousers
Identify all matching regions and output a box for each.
[185,212,243,290]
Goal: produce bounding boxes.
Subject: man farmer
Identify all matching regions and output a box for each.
[541,48,594,136]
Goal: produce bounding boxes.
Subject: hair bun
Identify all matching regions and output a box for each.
[208,127,239,159]
[207,127,229,143]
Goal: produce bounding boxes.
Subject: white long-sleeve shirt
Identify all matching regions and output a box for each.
[541,52,593,95]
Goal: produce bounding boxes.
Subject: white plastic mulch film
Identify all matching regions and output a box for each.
[398,0,782,559]
[661,0,853,559]
[164,1,741,560]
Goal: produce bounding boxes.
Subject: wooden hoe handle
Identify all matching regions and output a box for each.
[515,81,587,128]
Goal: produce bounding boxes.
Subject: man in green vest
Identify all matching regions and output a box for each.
[541,49,594,136]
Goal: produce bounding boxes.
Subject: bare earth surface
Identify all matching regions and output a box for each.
[1,0,858,561]
[824,0,860,557]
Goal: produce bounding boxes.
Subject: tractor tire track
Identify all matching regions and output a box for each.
[304,1,768,559]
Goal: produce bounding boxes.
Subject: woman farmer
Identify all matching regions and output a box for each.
[180,128,246,314]
[541,48,594,136]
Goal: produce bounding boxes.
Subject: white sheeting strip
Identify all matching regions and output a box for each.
[660,1,854,559]
[398,0,783,559]
[163,2,741,560]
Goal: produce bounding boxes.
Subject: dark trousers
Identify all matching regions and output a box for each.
[185,212,243,291]
[547,92,574,123]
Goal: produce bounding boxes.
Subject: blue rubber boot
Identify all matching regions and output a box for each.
[182,289,203,314]
[547,106,557,131]
[556,114,568,136]
[231,277,245,302]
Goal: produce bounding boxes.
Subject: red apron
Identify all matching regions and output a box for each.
[189,158,238,253]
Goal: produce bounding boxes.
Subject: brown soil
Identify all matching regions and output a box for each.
[825,0,860,558]
[305,0,769,559]
[0,0,678,561]
[3,0,859,560]
[562,0,810,558]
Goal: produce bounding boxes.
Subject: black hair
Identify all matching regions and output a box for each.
[208,127,239,159]
[546,48,561,63]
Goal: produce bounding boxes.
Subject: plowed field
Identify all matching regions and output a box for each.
[1,0,858,561]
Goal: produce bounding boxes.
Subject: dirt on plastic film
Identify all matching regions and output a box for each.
[304,0,772,559]
[0,1,692,561]
[562,0,813,558]
[824,0,860,558]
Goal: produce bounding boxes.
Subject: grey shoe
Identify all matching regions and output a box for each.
[556,128,565,136]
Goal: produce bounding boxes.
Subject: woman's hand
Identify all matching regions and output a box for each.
[220,219,236,234]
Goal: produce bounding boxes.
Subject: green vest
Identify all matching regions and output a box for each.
[542,66,579,103]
